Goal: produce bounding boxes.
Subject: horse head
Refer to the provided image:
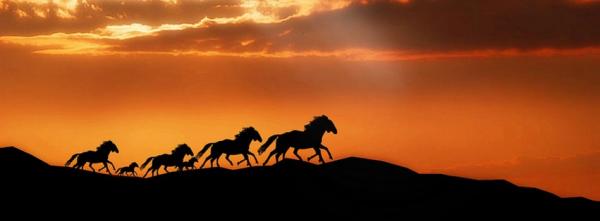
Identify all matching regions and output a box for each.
[130,162,139,168]
[236,127,263,143]
[322,115,338,134]
[174,143,194,157]
[100,140,120,153]
[247,127,263,142]
[306,115,338,134]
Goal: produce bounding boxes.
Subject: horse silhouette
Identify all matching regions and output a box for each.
[116,162,139,176]
[258,115,337,165]
[176,158,198,171]
[197,127,262,168]
[65,140,120,174]
[141,144,194,177]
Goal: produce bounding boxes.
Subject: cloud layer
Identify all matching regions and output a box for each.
[1,0,600,59]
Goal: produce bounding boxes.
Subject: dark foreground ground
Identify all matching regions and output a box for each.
[0,146,598,219]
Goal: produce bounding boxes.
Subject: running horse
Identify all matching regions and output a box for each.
[116,162,139,176]
[141,144,194,177]
[197,127,262,168]
[65,140,120,174]
[258,115,337,165]
[176,158,198,171]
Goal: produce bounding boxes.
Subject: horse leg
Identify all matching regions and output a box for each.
[103,162,112,174]
[143,168,151,178]
[163,165,169,173]
[225,155,234,166]
[277,143,288,162]
[308,146,328,161]
[99,164,107,171]
[247,152,259,164]
[74,161,82,170]
[293,148,302,161]
[242,153,251,167]
[200,156,210,169]
[275,153,281,162]
[313,147,325,164]
[108,160,116,170]
[215,156,221,168]
[88,163,96,172]
[263,150,276,166]
[320,144,333,160]
[237,158,247,165]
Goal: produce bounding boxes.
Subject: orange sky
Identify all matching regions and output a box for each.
[1,0,599,200]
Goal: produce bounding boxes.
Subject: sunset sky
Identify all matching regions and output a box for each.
[1,0,599,200]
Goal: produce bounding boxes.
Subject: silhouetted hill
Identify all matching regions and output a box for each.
[0,147,598,219]
[0,146,48,174]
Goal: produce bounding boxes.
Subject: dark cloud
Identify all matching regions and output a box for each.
[114,0,600,52]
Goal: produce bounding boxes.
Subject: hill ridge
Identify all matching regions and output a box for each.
[1,146,598,217]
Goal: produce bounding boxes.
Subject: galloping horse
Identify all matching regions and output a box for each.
[65,140,120,174]
[116,162,139,176]
[197,127,262,168]
[258,115,337,165]
[141,144,194,177]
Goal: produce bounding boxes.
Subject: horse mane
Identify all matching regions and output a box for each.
[304,115,330,131]
[96,140,113,150]
[235,127,255,140]
[172,144,189,154]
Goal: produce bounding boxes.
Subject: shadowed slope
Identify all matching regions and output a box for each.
[0,146,48,174]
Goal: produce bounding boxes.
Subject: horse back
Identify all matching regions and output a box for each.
[280,130,322,147]
[215,139,235,146]
[78,150,103,162]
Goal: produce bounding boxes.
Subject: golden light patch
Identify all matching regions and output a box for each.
[240,39,256,46]
[0,33,110,54]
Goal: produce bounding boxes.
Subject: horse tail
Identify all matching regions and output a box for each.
[65,153,80,166]
[115,168,122,174]
[258,134,280,155]
[140,156,155,169]
[196,143,214,158]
